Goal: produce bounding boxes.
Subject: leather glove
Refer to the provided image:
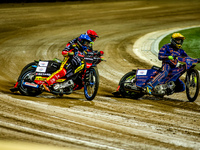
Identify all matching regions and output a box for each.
[96,51,104,56]
[168,55,178,60]
[99,51,104,56]
[68,52,74,56]
[100,56,105,61]
[168,56,174,60]
[68,52,74,58]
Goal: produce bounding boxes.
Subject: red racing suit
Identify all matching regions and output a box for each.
[46,38,85,86]
[149,43,188,92]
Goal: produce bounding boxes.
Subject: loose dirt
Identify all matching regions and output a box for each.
[0,1,200,150]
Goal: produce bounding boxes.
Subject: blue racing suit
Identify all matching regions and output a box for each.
[149,43,188,92]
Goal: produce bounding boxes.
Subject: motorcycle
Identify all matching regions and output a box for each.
[113,57,200,102]
[10,50,105,101]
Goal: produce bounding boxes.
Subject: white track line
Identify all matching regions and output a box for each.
[133,25,200,67]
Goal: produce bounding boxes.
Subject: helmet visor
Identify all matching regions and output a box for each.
[175,38,183,45]
[83,40,90,46]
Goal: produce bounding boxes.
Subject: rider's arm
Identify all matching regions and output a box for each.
[158,45,169,60]
[180,49,189,57]
[62,43,74,57]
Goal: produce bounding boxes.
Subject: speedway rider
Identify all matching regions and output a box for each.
[146,33,190,94]
[42,30,99,92]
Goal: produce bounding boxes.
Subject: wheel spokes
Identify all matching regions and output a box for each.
[188,73,197,98]
[86,74,96,96]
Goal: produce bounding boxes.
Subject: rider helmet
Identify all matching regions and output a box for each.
[170,33,185,49]
[86,29,99,42]
[77,34,92,51]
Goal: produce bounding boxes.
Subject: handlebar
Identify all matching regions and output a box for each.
[77,50,105,64]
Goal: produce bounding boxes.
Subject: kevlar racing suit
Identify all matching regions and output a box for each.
[148,43,188,92]
[45,38,88,86]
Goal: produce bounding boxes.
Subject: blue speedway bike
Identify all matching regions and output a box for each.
[113,57,200,102]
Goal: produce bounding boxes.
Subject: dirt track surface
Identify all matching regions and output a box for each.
[0,1,200,150]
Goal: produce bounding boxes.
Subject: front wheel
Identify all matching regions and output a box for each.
[185,69,200,102]
[84,67,99,101]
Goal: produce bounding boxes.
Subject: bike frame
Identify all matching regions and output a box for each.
[135,57,198,88]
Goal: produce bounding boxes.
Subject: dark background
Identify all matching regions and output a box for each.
[0,0,86,3]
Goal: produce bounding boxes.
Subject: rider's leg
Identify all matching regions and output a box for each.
[42,57,69,92]
[170,65,186,92]
[150,63,171,87]
[146,63,171,94]
[175,79,185,92]
[46,68,67,85]
[42,68,67,92]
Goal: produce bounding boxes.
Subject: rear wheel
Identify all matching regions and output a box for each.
[18,68,42,96]
[17,62,38,82]
[84,67,99,101]
[185,69,200,102]
[20,62,38,75]
[119,70,144,99]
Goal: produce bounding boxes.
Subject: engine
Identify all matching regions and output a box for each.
[53,79,74,92]
[154,81,175,96]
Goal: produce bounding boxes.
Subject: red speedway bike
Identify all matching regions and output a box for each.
[10,50,105,101]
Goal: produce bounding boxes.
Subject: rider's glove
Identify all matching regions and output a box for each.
[197,58,200,63]
[99,51,104,55]
[100,56,105,61]
[168,55,178,60]
[68,52,74,58]
[168,56,174,60]
[68,52,74,56]
[97,51,104,56]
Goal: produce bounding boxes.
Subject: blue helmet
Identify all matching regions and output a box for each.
[78,34,92,51]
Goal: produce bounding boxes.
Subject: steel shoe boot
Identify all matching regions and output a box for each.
[146,84,153,95]
[42,82,50,92]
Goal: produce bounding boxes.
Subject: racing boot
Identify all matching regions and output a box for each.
[41,81,50,92]
[145,83,153,95]
[112,85,121,97]
[42,68,67,92]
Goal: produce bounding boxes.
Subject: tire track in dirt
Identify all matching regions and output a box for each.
[0,1,200,150]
